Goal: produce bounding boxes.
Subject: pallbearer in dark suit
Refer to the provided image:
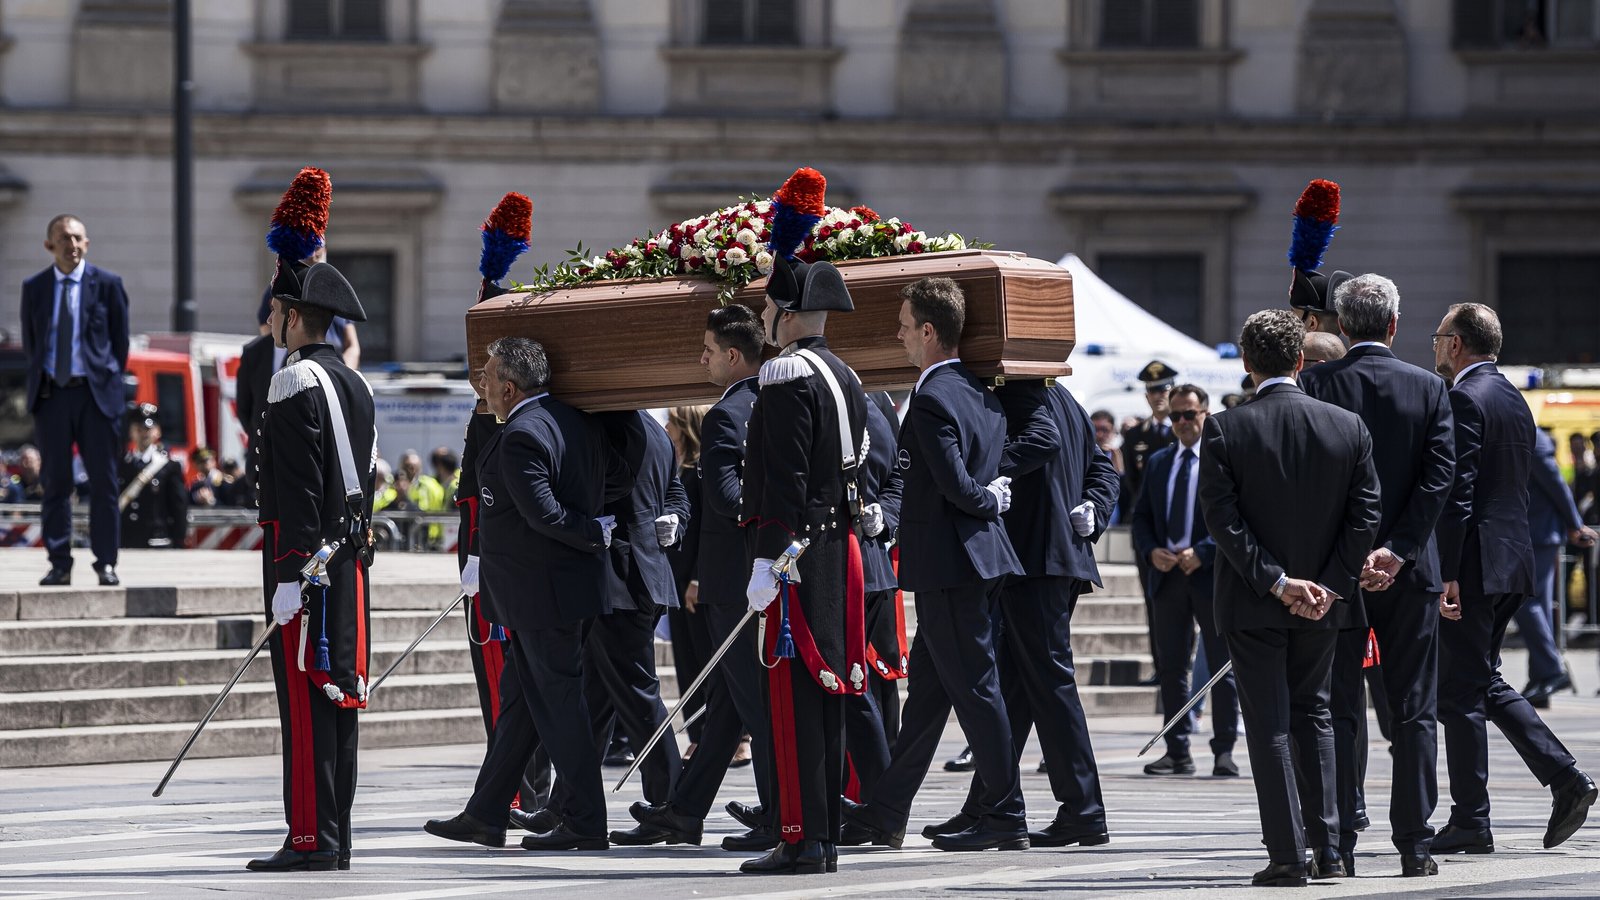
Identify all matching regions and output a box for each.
[1199,310,1381,887]
[235,333,279,495]
[118,403,189,549]
[1430,303,1597,854]
[249,223,377,872]
[854,391,904,752]
[843,277,1027,854]
[623,305,777,851]
[1122,360,1178,685]
[425,337,631,853]
[1298,274,1455,876]
[1132,384,1238,780]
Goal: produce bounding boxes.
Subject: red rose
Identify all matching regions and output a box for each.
[899,223,913,235]
[908,241,925,253]
[818,225,833,239]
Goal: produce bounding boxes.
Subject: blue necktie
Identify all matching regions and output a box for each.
[54,278,76,386]
[1167,447,1193,545]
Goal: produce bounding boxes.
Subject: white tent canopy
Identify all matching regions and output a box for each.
[1057,253,1247,421]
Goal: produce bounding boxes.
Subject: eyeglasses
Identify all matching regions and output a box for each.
[1171,409,1205,422]
[1430,332,1458,344]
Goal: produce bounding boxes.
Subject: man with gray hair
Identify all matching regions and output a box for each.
[1300,273,1456,876]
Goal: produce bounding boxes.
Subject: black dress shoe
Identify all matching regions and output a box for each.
[930,824,1029,852]
[1545,770,1598,849]
[338,852,350,871]
[521,824,608,851]
[722,827,779,852]
[626,803,703,844]
[824,841,838,873]
[1252,861,1307,887]
[611,822,702,846]
[1432,823,1493,854]
[1310,848,1347,879]
[840,801,904,849]
[94,564,119,586]
[922,812,978,839]
[1353,808,1370,831]
[739,839,828,875]
[423,812,506,848]
[1143,753,1194,776]
[726,800,765,831]
[39,567,71,586]
[1400,851,1437,877]
[246,846,340,872]
[943,747,976,772]
[1036,758,1048,774]
[509,806,560,835]
[1028,819,1109,847]
[1531,692,1552,709]
[1213,752,1239,777]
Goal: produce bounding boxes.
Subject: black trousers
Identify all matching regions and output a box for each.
[843,682,891,800]
[1330,584,1438,853]
[466,624,606,836]
[269,614,359,856]
[767,653,845,841]
[671,602,772,820]
[862,577,1024,834]
[963,575,1106,827]
[1135,553,1160,680]
[872,674,901,745]
[36,383,119,567]
[1227,626,1338,865]
[667,604,714,744]
[1439,567,1577,830]
[1152,571,1238,759]
[579,605,681,805]
[463,598,550,809]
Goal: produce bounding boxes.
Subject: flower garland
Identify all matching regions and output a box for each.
[519,199,982,303]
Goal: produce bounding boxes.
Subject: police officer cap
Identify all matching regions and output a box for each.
[271,260,368,322]
[1290,268,1353,316]
[766,256,854,314]
[1138,360,1178,391]
[128,402,159,430]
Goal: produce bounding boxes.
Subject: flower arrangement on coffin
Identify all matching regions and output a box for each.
[517,168,986,304]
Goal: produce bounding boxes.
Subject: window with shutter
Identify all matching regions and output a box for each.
[1099,0,1199,49]
[702,0,799,45]
[341,0,386,40]
[287,0,333,39]
[702,0,748,44]
[287,0,385,41]
[1150,0,1200,47]
[1098,254,1205,341]
[1498,254,1600,365]
[1099,1,1145,47]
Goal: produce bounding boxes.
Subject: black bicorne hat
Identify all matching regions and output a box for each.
[1289,268,1353,316]
[128,401,160,430]
[273,259,367,322]
[766,256,854,314]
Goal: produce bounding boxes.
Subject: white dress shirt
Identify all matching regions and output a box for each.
[914,357,960,393]
[47,259,88,379]
[1453,360,1493,387]
[1165,438,1202,551]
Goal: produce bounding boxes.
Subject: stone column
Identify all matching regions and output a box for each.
[492,0,602,113]
[1295,0,1408,119]
[896,0,1005,117]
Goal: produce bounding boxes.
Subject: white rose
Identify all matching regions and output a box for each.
[695,228,711,246]
[679,244,695,259]
[894,234,913,251]
[726,247,749,266]
[836,227,856,244]
[736,228,758,249]
[755,251,774,274]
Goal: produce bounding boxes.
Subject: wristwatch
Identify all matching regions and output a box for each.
[1270,573,1289,599]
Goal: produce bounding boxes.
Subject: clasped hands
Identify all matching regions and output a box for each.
[1149,547,1202,576]
[1358,547,1402,592]
[1279,577,1332,621]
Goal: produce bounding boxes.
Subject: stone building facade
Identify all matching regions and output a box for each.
[0,0,1597,367]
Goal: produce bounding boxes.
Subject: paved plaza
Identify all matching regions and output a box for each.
[3,657,1599,899]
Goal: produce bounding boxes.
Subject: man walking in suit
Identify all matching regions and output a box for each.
[425,337,630,852]
[22,214,129,586]
[1431,303,1597,853]
[1132,384,1239,780]
[1199,309,1381,886]
[1298,274,1455,876]
[843,276,1027,853]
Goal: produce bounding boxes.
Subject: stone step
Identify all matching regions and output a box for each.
[1079,685,1159,715]
[1078,655,1156,687]
[1070,597,1147,626]
[1066,625,1151,659]
[3,582,464,622]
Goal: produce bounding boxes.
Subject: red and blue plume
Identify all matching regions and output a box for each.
[1287,178,1340,271]
[479,192,533,283]
[266,166,331,261]
[767,167,827,260]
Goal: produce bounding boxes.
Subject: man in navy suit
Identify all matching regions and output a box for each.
[844,276,1027,853]
[1199,309,1381,886]
[21,215,129,586]
[1299,274,1456,876]
[1519,429,1597,705]
[1431,303,1597,853]
[1132,383,1239,780]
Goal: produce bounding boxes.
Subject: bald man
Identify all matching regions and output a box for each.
[1303,332,1347,369]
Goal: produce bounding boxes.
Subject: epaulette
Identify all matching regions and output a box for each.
[268,359,318,403]
[759,354,809,387]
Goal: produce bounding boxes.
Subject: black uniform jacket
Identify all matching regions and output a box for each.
[1198,381,1381,633]
[236,333,276,491]
[895,360,1022,594]
[454,408,501,566]
[257,342,377,706]
[475,394,631,631]
[599,411,692,613]
[860,391,903,594]
[1119,415,1176,515]
[120,448,188,548]
[1437,363,1536,596]
[742,336,869,692]
[1300,343,1455,594]
[697,376,757,606]
[996,379,1117,586]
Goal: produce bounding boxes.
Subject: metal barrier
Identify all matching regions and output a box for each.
[0,503,458,552]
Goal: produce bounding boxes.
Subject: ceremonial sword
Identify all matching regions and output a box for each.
[1138,659,1233,757]
[368,592,467,697]
[153,621,278,797]
[615,539,809,792]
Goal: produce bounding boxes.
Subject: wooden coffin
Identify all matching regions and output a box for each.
[464,249,1073,412]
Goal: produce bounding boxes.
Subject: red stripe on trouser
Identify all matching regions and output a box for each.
[844,754,861,803]
[891,546,909,675]
[283,613,319,850]
[766,598,806,843]
[354,562,368,690]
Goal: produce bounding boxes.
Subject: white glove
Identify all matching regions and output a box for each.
[1069,500,1096,537]
[861,503,885,538]
[986,476,1012,514]
[460,554,480,596]
[271,581,303,626]
[746,558,779,612]
[597,515,617,548]
[654,513,680,548]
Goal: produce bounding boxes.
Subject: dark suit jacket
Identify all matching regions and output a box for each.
[1199,382,1381,633]
[21,263,131,420]
[996,379,1117,587]
[476,395,631,630]
[696,376,757,605]
[1299,344,1456,593]
[1529,429,1583,549]
[236,334,277,490]
[1438,364,1536,596]
[599,411,692,613]
[1131,441,1216,599]
[860,391,902,593]
[896,361,1023,593]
